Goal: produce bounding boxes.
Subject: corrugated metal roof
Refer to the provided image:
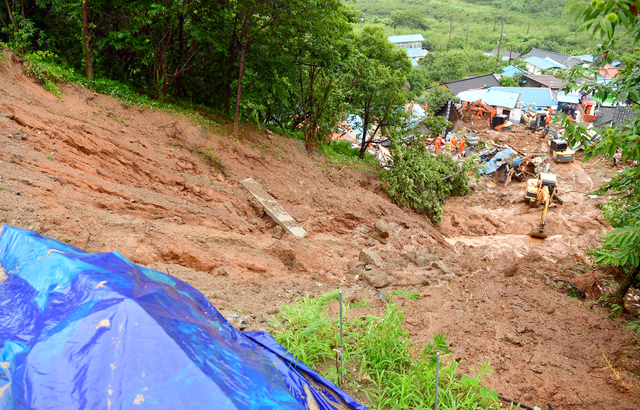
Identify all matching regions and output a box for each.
[523,48,579,67]
[501,65,529,77]
[387,34,425,43]
[524,56,563,70]
[456,89,520,109]
[484,89,520,108]
[491,87,556,107]
[456,89,489,103]
[556,91,580,104]
[443,74,500,95]
[573,54,594,63]
[406,47,427,57]
[523,75,564,89]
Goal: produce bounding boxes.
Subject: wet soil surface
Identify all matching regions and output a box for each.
[0,50,638,409]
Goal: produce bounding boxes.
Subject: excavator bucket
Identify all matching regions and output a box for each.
[530,226,549,239]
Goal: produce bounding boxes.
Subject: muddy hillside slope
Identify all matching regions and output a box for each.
[0,50,638,409]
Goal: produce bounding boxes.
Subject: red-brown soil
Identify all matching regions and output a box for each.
[0,50,638,409]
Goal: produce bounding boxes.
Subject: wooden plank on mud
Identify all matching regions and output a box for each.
[240,177,308,238]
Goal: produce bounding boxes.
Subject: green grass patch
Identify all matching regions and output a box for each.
[319,139,379,167]
[388,289,420,301]
[271,290,501,409]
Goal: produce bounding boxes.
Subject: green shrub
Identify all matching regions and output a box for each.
[381,136,475,224]
[271,291,501,409]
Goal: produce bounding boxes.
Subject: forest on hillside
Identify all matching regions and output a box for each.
[0,0,631,145]
[354,0,596,54]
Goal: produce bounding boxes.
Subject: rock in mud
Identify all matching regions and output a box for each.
[342,292,358,304]
[431,260,451,275]
[503,264,518,277]
[414,255,432,268]
[359,248,383,267]
[272,225,283,239]
[362,271,391,288]
[220,310,248,330]
[502,333,523,346]
[374,220,390,238]
[249,199,265,217]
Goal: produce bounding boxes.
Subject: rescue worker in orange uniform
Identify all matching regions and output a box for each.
[458,137,466,155]
[434,135,443,153]
[451,134,458,149]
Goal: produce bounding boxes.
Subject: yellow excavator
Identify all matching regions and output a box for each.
[525,173,562,238]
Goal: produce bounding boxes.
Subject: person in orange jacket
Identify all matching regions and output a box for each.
[451,134,458,148]
[434,135,443,153]
[458,137,466,155]
[477,108,483,118]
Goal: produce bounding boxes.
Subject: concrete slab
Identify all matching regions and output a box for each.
[240,178,308,238]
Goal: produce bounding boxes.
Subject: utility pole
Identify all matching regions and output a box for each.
[509,43,513,63]
[465,24,469,48]
[493,16,497,32]
[448,17,452,49]
[526,22,530,35]
[494,24,504,71]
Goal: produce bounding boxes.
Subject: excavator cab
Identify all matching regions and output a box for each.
[550,139,575,163]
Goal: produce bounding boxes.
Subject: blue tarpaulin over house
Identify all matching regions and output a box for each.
[0,226,368,410]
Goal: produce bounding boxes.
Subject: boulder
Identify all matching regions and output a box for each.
[431,260,451,275]
[359,248,383,267]
[362,271,391,288]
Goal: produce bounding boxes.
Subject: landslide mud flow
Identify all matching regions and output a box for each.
[0,50,638,409]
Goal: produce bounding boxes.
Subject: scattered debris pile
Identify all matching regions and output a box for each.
[476,141,551,186]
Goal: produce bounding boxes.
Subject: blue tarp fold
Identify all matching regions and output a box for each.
[0,226,367,410]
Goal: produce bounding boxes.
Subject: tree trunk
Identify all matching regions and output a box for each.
[232,38,248,135]
[82,0,93,81]
[224,13,239,115]
[611,263,640,307]
[4,0,15,29]
[304,67,316,154]
[176,0,186,100]
[359,110,369,159]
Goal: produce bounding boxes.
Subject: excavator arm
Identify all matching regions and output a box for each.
[531,184,555,238]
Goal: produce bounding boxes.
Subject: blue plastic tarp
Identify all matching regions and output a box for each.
[478,148,521,174]
[0,226,368,410]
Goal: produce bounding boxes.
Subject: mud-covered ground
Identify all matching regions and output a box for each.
[1,50,638,409]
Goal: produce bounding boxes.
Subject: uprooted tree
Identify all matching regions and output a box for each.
[380,122,475,224]
[563,0,640,307]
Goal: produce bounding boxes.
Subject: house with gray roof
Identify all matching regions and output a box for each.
[441,73,500,96]
[489,48,521,60]
[522,48,582,68]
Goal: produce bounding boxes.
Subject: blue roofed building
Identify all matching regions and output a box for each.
[456,88,523,124]
[501,65,529,77]
[491,86,556,108]
[524,56,563,75]
[388,35,428,67]
[387,34,425,49]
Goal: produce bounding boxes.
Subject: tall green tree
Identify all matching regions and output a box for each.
[563,0,640,306]
[347,25,412,159]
